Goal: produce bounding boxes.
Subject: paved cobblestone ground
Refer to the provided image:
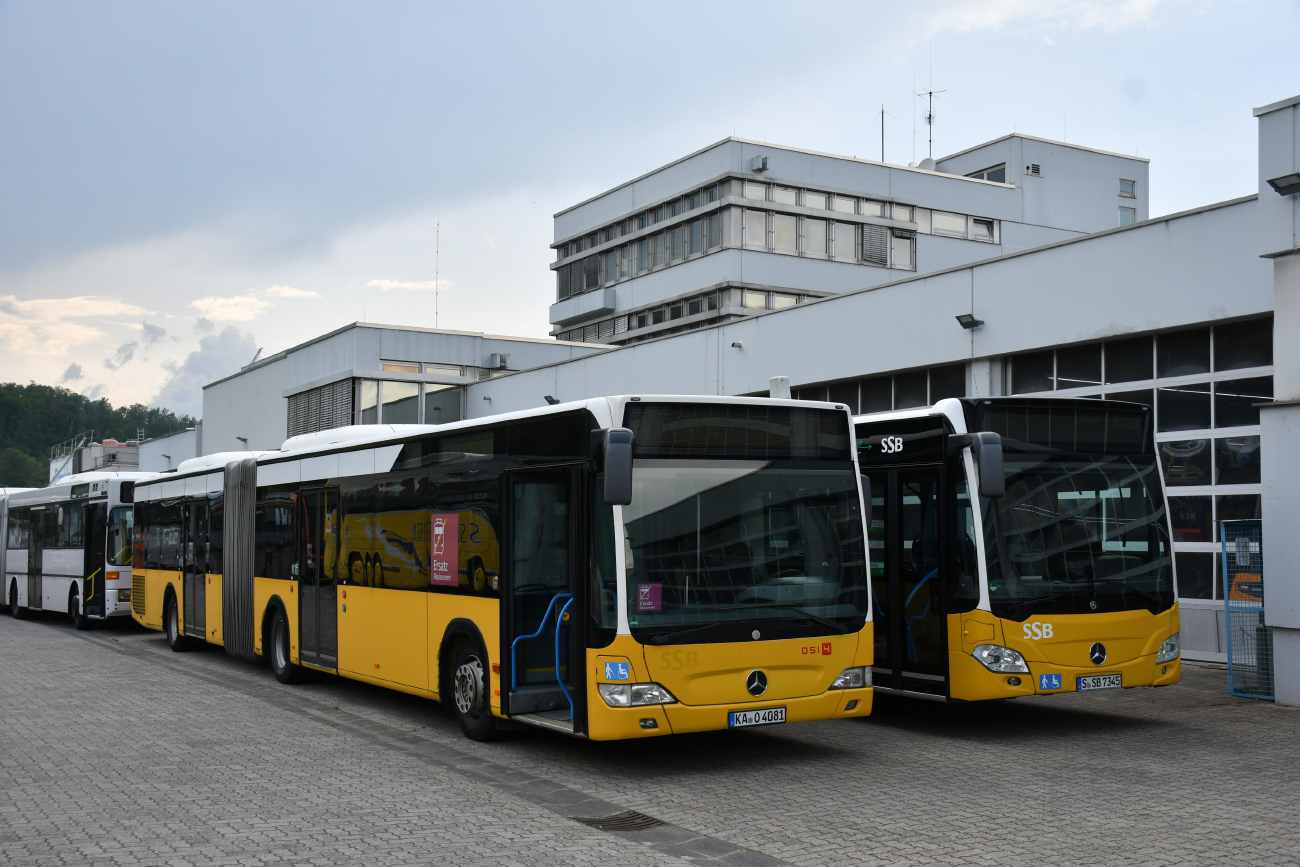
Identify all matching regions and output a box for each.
[2,614,1297,867]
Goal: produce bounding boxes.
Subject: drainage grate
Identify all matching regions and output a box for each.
[571,810,665,831]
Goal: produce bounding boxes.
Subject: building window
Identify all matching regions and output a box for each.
[972,218,994,241]
[804,218,826,255]
[932,212,967,237]
[773,214,798,251]
[805,191,827,210]
[706,292,720,311]
[744,210,768,247]
[742,290,766,310]
[967,164,1007,183]
[1119,178,1136,198]
[892,204,914,222]
[860,201,885,218]
[743,182,767,201]
[423,364,462,377]
[688,298,702,316]
[669,304,683,321]
[772,186,797,205]
[360,380,379,424]
[652,309,665,325]
[636,312,648,329]
[832,195,855,214]
[890,231,914,269]
[382,362,419,373]
[772,293,797,310]
[287,379,355,437]
[1119,207,1136,226]
[833,223,856,261]
[708,213,723,248]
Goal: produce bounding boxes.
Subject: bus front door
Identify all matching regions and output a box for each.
[28,507,43,610]
[182,502,208,640]
[869,466,948,697]
[298,488,340,670]
[503,467,586,733]
[83,502,107,619]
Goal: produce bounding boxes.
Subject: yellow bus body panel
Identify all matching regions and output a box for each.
[253,576,296,661]
[948,603,1182,701]
[205,573,224,645]
[338,584,428,689]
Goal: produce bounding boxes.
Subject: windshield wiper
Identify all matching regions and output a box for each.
[1007,591,1079,615]
[649,621,728,645]
[758,603,854,634]
[1091,577,1164,607]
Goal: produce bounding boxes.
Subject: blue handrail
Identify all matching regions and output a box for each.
[509,592,575,721]
[902,568,938,663]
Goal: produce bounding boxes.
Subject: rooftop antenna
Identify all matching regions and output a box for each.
[914,87,946,160]
[877,104,896,163]
[435,200,441,330]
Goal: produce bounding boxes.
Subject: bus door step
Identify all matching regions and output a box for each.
[512,712,580,736]
[508,685,572,715]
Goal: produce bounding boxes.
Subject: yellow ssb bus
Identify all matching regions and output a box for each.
[855,397,1180,702]
[131,396,873,740]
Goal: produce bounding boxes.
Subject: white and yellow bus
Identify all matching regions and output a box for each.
[131,396,873,740]
[855,397,1180,702]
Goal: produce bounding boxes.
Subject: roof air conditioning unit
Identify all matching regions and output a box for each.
[751,155,768,173]
[488,353,510,370]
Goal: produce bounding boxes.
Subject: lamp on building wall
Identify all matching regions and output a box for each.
[731,341,743,349]
[235,436,248,445]
[1266,172,1300,196]
[544,395,560,405]
[955,314,985,330]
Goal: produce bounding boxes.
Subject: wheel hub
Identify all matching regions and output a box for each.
[454,658,483,715]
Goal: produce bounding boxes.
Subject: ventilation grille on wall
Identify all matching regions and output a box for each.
[1025,163,1041,176]
[286,379,355,437]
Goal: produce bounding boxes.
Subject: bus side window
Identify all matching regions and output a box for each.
[950,479,980,612]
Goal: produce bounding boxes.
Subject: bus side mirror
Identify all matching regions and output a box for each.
[602,428,635,506]
[948,431,1005,498]
[860,474,872,530]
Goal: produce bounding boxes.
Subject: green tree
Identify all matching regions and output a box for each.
[0,382,197,487]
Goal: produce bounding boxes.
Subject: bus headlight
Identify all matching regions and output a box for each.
[830,667,870,689]
[598,682,677,707]
[1156,632,1180,663]
[117,590,131,602]
[972,644,1030,674]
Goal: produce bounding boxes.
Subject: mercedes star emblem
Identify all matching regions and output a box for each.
[1089,642,1107,666]
[751,629,761,640]
[746,670,768,697]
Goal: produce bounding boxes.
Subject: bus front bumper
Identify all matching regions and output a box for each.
[585,687,873,740]
[950,651,1181,701]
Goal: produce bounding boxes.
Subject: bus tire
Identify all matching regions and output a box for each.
[348,553,364,584]
[10,581,28,620]
[450,637,499,742]
[467,557,487,593]
[268,606,304,684]
[69,585,90,631]
[164,590,194,652]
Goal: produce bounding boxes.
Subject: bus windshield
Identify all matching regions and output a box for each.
[983,452,1174,618]
[107,506,133,566]
[622,460,868,643]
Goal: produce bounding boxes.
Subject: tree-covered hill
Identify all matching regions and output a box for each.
[0,382,197,488]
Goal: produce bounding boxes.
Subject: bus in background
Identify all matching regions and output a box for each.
[5,473,144,628]
[855,397,1179,702]
[131,396,873,741]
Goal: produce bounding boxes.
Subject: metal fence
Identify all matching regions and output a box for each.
[1221,520,1273,700]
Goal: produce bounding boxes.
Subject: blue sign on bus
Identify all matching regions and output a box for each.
[1039,673,1063,690]
[604,662,630,681]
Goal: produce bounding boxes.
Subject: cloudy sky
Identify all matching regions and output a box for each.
[1,0,1296,417]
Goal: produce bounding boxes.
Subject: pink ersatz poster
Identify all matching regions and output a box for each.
[429,513,459,587]
[637,583,662,612]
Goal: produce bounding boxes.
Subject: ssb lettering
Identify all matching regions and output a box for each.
[1022,621,1055,640]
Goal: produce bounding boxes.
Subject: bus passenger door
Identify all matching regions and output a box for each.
[871,467,948,696]
[502,467,585,733]
[83,503,107,619]
[28,507,43,610]
[182,502,208,639]
[298,488,340,669]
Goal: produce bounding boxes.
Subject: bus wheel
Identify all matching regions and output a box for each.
[10,582,28,620]
[373,557,385,589]
[451,638,499,741]
[164,592,193,652]
[69,586,90,631]
[269,607,304,684]
[468,557,487,593]
[348,553,364,584]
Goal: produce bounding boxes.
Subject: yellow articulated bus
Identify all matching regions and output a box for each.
[131,396,873,740]
[855,397,1180,702]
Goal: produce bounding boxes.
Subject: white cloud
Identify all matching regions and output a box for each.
[0,293,149,357]
[152,325,258,417]
[191,294,270,321]
[264,284,319,298]
[924,0,1173,37]
[366,278,449,291]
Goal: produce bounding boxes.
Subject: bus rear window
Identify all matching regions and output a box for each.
[624,403,850,460]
